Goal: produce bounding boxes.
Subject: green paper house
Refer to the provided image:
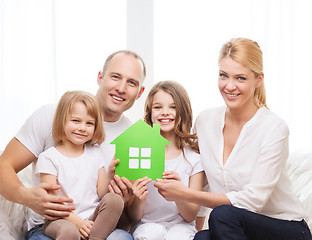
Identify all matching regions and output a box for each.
[110,119,171,180]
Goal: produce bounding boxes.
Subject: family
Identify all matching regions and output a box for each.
[0,38,311,240]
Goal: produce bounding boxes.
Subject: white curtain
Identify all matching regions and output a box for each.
[0,0,127,149]
[1,0,311,153]
[153,0,312,153]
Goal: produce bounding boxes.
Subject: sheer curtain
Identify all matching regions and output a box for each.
[1,0,311,153]
[153,0,312,152]
[0,0,127,149]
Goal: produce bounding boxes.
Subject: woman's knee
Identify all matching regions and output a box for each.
[209,205,235,226]
[194,230,211,240]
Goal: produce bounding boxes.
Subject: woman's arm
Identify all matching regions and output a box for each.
[154,178,231,209]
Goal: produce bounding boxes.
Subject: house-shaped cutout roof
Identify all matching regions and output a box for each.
[111,119,171,180]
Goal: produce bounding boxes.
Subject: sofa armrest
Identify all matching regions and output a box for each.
[287,152,312,230]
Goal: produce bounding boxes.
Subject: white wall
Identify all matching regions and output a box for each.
[153,0,312,153]
[1,0,312,153]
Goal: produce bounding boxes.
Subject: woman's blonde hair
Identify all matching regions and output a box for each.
[52,90,105,145]
[144,80,199,154]
[219,38,267,108]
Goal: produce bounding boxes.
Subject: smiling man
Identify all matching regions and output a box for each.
[97,51,145,122]
[0,50,146,240]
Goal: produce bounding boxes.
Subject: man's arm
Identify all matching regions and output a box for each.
[0,138,74,219]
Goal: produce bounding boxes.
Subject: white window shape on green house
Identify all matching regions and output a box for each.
[129,147,151,169]
[110,119,171,180]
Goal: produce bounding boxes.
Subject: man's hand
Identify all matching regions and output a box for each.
[27,183,75,220]
[108,175,133,203]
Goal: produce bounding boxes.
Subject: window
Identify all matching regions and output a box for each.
[0,0,127,149]
[129,147,151,169]
[153,0,312,152]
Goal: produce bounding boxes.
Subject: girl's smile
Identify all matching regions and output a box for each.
[151,90,176,134]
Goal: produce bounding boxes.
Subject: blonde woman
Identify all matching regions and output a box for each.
[155,38,311,240]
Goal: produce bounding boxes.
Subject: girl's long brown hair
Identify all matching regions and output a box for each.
[144,80,199,154]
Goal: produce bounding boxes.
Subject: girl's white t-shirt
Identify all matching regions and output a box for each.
[28,145,104,228]
[133,148,203,230]
[15,104,132,230]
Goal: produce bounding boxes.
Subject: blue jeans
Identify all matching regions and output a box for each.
[26,225,133,240]
[107,228,134,240]
[26,225,52,240]
[194,205,312,240]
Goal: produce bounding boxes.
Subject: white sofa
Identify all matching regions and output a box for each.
[1,152,312,239]
[0,163,32,240]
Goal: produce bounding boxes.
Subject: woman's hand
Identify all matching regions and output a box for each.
[155,171,181,201]
[154,178,187,201]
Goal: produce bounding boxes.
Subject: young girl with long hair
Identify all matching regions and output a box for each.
[128,81,204,240]
[35,90,124,240]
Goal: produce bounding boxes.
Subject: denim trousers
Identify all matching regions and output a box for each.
[194,205,312,240]
[26,225,133,240]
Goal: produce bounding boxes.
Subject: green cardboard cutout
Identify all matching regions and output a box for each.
[110,119,171,180]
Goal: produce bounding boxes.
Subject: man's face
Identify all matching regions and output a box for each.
[97,53,144,122]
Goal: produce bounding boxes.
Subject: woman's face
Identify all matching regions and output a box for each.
[218,57,262,111]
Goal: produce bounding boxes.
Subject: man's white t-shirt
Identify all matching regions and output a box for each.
[15,104,132,230]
